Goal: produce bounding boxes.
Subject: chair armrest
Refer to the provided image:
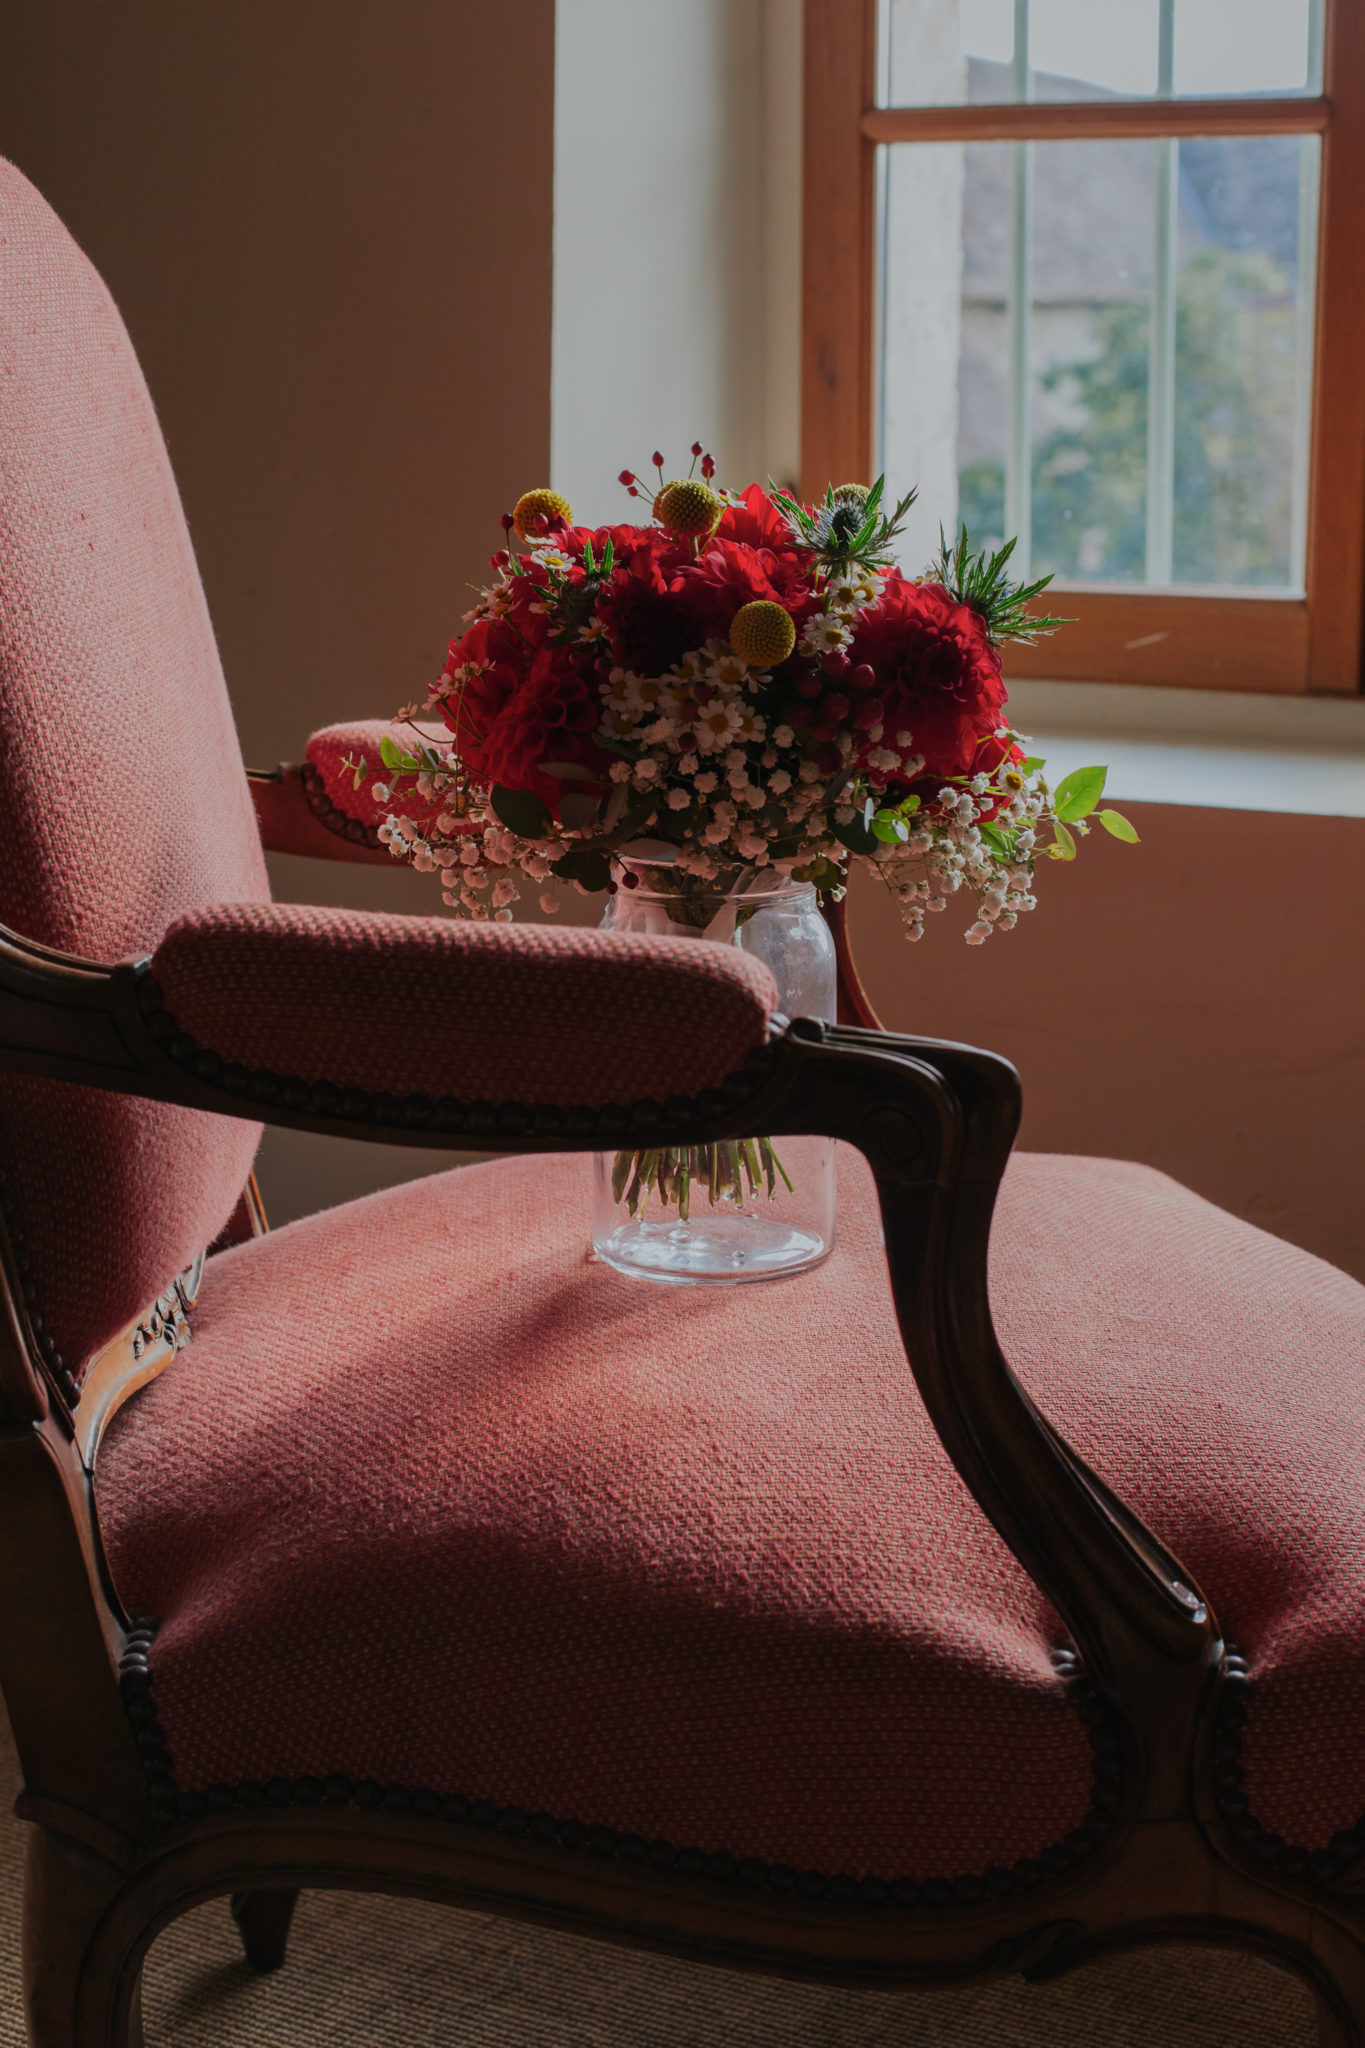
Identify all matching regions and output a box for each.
[144,901,778,1112]
[249,719,447,865]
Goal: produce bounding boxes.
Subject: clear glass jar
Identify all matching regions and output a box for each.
[592,856,837,1285]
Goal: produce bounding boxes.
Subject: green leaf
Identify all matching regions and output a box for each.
[550,846,612,891]
[1052,764,1107,823]
[870,812,909,843]
[832,814,879,857]
[538,760,598,781]
[1051,818,1078,862]
[978,821,1014,858]
[1021,756,1045,775]
[1097,807,1140,843]
[490,784,553,838]
[557,792,601,830]
[379,734,421,773]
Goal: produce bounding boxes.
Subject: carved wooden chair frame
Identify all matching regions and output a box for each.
[0,759,1358,2047]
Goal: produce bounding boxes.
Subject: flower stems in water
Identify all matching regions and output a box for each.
[611,1138,794,1220]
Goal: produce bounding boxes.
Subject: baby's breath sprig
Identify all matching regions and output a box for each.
[771,474,918,575]
[930,525,1071,646]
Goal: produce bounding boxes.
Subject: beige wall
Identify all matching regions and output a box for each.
[1,0,557,1223]
[847,800,1365,1283]
[0,0,555,768]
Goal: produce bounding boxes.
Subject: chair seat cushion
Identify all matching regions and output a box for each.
[95,1147,1365,1880]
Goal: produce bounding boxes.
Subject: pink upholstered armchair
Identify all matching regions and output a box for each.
[5,156,1365,2048]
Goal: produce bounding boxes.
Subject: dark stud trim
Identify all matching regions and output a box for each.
[122,1631,1124,1905]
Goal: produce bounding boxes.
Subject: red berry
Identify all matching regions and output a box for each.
[500,512,514,531]
[823,649,849,676]
[786,703,813,731]
[652,451,665,469]
[622,870,640,889]
[618,469,636,485]
[850,663,876,693]
[690,441,703,457]
[814,721,838,744]
[627,486,640,497]
[796,674,822,700]
[822,692,851,720]
[853,697,884,729]
[701,455,715,480]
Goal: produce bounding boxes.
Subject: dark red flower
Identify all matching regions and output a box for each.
[671,535,814,645]
[713,482,797,555]
[847,574,1006,783]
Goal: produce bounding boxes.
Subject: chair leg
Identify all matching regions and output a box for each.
[230,1887,300,1973]
[22,1826,144,2048]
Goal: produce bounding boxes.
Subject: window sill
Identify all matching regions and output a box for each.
[1007,680,1365,818]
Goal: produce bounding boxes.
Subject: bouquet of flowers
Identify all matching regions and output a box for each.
[355,449,1135,947]
[349,451,1135,1253]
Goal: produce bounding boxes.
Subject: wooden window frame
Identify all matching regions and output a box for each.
[802,0,1365,696]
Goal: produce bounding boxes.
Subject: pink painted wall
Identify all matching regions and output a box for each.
[846,799,1365,1282]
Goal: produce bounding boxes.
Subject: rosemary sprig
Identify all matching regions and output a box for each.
[929,525,1072,645]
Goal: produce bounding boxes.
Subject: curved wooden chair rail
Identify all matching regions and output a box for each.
[0,777,1355,2046]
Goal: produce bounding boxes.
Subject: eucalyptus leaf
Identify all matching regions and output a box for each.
[490,784,553,839]
[1051,818,1078,862]
[538,760,598,781]
[1097,808,1140,843]
[551,846,612,891]
[1052,764,1107,822]
[557,792,601,830]
[978,821,1014,858]
[870,812,909,844]
[379,735,421,774]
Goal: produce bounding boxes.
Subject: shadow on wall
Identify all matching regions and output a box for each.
[848,799,1365,1283]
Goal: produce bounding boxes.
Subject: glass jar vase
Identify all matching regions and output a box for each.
[591,856,837,1285]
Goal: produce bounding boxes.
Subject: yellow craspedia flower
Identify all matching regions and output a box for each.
[512,488,572,540]
[655,478,722,538]
[730,600,796,669]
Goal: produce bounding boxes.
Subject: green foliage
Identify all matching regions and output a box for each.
[1097,807,1140,842]
[930,527,1070,645]
[1051,764,1107,822]
[490,784,553,838]
[551,845,612,891]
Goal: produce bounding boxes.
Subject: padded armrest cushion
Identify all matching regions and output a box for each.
[304,719,437,830]
[148,903,778,1110]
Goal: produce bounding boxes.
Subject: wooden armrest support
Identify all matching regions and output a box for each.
[249,766,394,866]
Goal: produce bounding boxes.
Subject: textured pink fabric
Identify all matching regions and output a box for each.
[95,1150,1365,1868]
[305,720,426,829]
[0,159,267,1375]
[151,902,778,1107]
[97,1148,1094,1878]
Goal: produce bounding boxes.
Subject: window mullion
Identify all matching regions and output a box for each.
[1005,0,1032,578]
[1145,0,1178,587]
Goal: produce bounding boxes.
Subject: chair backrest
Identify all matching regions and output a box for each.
[0,159,269,1394]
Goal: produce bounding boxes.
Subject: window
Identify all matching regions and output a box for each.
[802,0,1365,693]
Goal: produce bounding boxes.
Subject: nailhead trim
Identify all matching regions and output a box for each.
[1210,1645,1362,1884]
[300,763,385,851]
[134,968,776,1140]
[123,1635,1122,1903]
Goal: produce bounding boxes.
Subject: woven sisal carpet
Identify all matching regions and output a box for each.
[0,1713,1315,2045]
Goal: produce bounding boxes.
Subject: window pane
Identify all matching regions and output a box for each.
[882,0,1323,107]
[1029,140,1157,583]
[1174,0,1320,97]
[877,131,1318,590]
[1170,135,1317,586]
